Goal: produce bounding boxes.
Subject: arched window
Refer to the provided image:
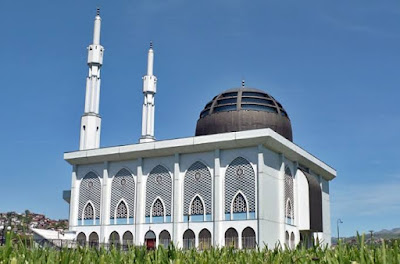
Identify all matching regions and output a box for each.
[84,203,94,220]
[225,157,255,220]
[77,232,86,246]
[146,166,172,223]
[144,230,156,250]
[122,231,134,247]
[184,161,212,220]
[159,230,171,248]
[89,232,99,247]
[242,227,256,249]
[183,229,195,250]
[290,232,295,249]
[109,231,120,247]
[116,201,128,218]
[232,193,247,213]
[198,229,211,250]
[284,166,294,222]
[152,199,164,217]
[285,231,290,247]
[110,168,135,224]
[225,228,238,248]
[78,172,101,224]
[191,196,204,215]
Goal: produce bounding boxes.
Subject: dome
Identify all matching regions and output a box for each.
[195,87,293,141]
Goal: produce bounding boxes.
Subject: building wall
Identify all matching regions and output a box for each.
[68,144,331,248]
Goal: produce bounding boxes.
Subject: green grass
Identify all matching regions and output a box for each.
[1,233,399,263]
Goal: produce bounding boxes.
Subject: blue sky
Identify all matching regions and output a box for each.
[0,0,399,237]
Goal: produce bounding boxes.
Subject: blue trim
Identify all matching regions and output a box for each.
[190,215,204,222]
[153,216,164,223]
[233,212,247,220]
[166,215,171,222]
[206,214,212,221]
[145,216,150,224]
[249,212,256,219]
[225,213,231,220]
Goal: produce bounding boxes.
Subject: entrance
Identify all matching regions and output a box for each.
[144,230,156,250]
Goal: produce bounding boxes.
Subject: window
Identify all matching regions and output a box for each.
[191,196,204,215]
[241,104,278,113]
[241,97,275,105]
[213,104,237,113]
[84,203,94,219]
[242,91,268,97]
[146,165,172,219]
[116,201,127,218]
[152,199,164,217]
[284,167,294,221]
[78,172,101,221]
[232,193,247,213]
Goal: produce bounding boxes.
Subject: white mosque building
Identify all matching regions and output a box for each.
[37,10,336,249]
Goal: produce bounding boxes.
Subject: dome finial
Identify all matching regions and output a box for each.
[241,79,245,87]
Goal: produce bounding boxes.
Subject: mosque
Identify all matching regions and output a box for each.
[34,10,336,249]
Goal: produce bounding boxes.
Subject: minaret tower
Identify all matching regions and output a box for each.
[79,8,104,150]
[140,42,157,143]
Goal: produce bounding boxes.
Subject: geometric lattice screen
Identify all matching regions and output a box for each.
[224,157,255,214]
[184,161,212,215]
[78,172,101,220]
[110,168,135,219]
[145,165,172,217]
[284,166,294,219]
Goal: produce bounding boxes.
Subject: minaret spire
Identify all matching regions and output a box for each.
[79,9,104,150]
[140,42,157,143]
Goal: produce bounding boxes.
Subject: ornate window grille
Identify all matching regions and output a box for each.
[152,199,164,217]
[190,196,204,215]
[84,203,94,219]
[116,201,128,218]
[284,166,294,219]
[232,193,247,213]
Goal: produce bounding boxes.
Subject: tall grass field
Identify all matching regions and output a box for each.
[1,233,399,263]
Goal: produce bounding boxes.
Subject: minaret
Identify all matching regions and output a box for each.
[79,8,104,150]
[140,42,157,143]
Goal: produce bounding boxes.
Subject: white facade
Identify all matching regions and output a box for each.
[61,10,336,249]
[64,129,335,248]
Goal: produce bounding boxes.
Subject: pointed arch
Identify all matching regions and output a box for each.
[284,165,294,222]
[183,229,195,250]
[199,229,212,250]
[110,168,135,224]
[225,157,255,219]
[77,232,86,246]
[146,165,172,221]
[190,195,205,215]
[83,202,95,222]
[184,161,212,218]
[116,200,128,218]
[109,231,120,247]
[242,227,256,249]
[232,192,248,214]
[122,231,134,246]
[89,232,99,247]
[225,228,238,248]
[78,172,101,224]
[159,230,171,248]
[151,198,165,223]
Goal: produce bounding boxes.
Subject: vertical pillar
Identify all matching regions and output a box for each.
[279,154,286,244]
[256,145,264,247]
[100,161,109,243]
[173,153,181,245]
[213,149,222,246]
[69,165,78,228]
[135,158,144,245]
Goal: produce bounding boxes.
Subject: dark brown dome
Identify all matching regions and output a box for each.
[195,88,293,141]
